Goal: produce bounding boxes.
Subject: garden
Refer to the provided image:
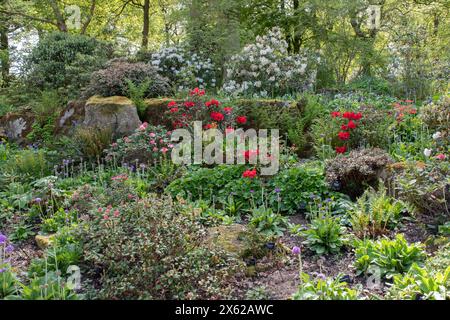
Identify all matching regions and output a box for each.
[0,0,449,302]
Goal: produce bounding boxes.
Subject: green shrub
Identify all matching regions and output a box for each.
[82,59,172,98]
[79,195,241,299]
[292,273,360,300]
[354,234,427,279]
[25,32,112,94]
[271,163,330,214]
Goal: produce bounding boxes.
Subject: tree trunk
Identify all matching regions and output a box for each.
[48,0,68,32]
[141,0,150,50]
[0,27,10,87]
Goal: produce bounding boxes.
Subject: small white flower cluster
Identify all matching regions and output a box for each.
[222,27,318,97]
[150,46,217,90]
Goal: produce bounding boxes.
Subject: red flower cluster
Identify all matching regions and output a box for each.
[392,100,417,122]
[210,111,225,122]
[236,116,247,124]
[242,169,257,178]
[331,110,363,154]
[190,87,205,96]
[166,89,248,132]
[205,99,220,107]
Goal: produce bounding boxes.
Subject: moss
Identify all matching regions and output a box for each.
[205,224,247,257]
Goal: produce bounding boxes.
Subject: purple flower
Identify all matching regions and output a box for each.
[35,198,42,203]
[316,273,326,280]
[0,268,6,273]
[250,189,255,194]
[5,244,14,253]
[292,246,301,255]
[0,234,7,244]
[275,188,281,194]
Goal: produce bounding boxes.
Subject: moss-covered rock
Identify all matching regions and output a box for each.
[83,96,141,138]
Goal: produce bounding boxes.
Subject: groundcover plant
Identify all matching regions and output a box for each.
[0,0,448,306]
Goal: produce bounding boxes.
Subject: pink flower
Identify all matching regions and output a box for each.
[98,207,103,213]
[435,154,446,160]
[103,215,109,220]
[149,132,156,137]
[161,147,169,154]
[139,122,148,131]
[113,210,120,217]
[150,140,156,145]
[153,147,158,152]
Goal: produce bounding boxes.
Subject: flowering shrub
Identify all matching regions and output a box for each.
[79,195,241,299]
[331,111,363,154]
[165,89,247,131]
[326,148,393,199]
[150,46,217,90]
[222,28,318,97]
[105,123,173,165]
[83,59,172,98]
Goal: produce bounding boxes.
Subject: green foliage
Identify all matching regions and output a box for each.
[301,216,347,255]
[292,273,360,300]
[248,206,287,237]
[25,32,112,95]
[126,79,151,119]
[349,185,409,238]
[387,264,450,300]
[73,127,113,160]
[354,235,427,279]
[28,243,82,278]
[19,272,79,300]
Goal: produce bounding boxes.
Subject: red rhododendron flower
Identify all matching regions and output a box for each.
[335,146,347,154]
[331,111,341,118]
[204,123,214,129]
[168,101,177,108]
[338,131,350,140]
[190,87,205,96]
[341,124,348,131]
[242,169,257,178]
[205,99,220,108]
[184,101,195,108]
[409,109,417,115]
[244,149,259,161]
[210,111,224,122]
[353,112,362,120]
[223,107,233,114]
[170,107,179,113]
[236,116,247,124]
[347,120,357,129]
[435,154,446,160]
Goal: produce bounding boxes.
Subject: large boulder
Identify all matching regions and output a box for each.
[83,96,141,137]
[55,100,86,135]
[0,109,35,143]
